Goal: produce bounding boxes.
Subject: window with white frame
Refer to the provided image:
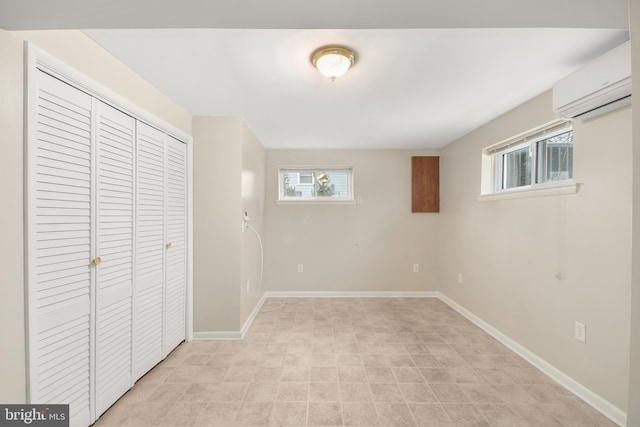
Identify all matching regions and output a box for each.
[484,120,573,193]
[279,167,353,201]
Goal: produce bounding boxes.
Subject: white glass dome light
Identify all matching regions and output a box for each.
[311,46,356,81]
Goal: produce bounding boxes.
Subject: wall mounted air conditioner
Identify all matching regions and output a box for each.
[553,40,631,120]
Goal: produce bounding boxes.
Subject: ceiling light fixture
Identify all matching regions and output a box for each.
[311,46,356,81]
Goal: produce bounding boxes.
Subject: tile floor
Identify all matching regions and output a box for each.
[93,297,618,427]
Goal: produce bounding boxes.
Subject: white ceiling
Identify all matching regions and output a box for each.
[1,0,630,149]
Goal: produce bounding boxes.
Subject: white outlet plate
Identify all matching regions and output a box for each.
[413,264,419,273]
[297,264,303,273]
[246,280,250,292]
[457,273,463,284]
[575,321,586,343]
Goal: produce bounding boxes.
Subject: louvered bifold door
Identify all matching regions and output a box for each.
[164,136,187,354]
[134,122,166,380]
[94,101,135,417]
[27,70,93,427]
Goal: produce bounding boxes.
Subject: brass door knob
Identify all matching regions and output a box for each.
[166,242,172,249]
[92,257,102,265]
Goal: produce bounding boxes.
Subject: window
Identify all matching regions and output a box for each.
[279,167,353,201]
[485,120,573,194]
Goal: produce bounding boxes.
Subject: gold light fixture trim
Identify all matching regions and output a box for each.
[311,46,356,80]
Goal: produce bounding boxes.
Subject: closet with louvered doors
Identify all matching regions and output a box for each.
[27,61,188,427]
[133,124,187,379]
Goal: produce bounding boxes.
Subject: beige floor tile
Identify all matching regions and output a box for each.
[236,401,274,425]
[181,382,216,402]
[370,383,405,403]
[245,382,278,401]
[338,365,368,382]
[474,404,529,427]
[158,401,205,426]
[391,367,424,383]
[282,366,311,381]
[428,384,469,403]
[337,354,363,366]
[408,355,440,368]
[445,366,484,384]
[441,403,490,427]
[408,403,453,427]
[510,403,565,427]
[308,401,343,426]
[310,382,341,401]
[277,381,309,401]
[224,366,258,382]
[198,366,228,383]
[374,403,417,427]
[418,369,453,384]
[122,402,176,426]
[209,382,250,401]
[365,367,396,383]
[269,401,308,426]
[312,354,338,367]
[458,383,503,404]
[311,367,340,382]
[342,402,379,426]
[398,383,438,403]
[146,382,190,402]
[340,383,374,402]
[385,355,416,368]
[490,384,536,404]
[473,368,514,385]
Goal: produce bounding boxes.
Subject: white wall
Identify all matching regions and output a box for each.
[193,116,266,334]
[0,29,27,404]
[264,149,441,293]
[627,0,640,423]
[241,123,267,324]
[193,117,243,332]
[439,90,632,413]
[0,29,192,404]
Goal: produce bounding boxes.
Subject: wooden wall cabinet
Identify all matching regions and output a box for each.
[412,156,440,213]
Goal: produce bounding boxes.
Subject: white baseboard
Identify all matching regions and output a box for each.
[240,293,268,336]
[192,330,243,340]
[438,293,627,427]
[265,291,440,298]
[193,293,268,340]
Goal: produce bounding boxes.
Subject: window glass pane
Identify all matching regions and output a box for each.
[279,168,353,200]
[545,130,573,182]
[282,172,314,198]
[502,146,531,189]
[316,171,351,198]
[298,172,313,185]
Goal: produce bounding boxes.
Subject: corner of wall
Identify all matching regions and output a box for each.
[0,28,27,403]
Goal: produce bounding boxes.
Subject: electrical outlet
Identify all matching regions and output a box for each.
[297,264,303,273]
[575,321,586,343]
[457,273,463,285]
[246,280,250,292]
[413,264,419,273]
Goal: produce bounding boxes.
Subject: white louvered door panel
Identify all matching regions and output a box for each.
[133,123,166,380]
[28,70,93,427]
[164,136,187,354]
[94,101,135,417]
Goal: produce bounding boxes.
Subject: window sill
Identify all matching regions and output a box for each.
[276,200,356,206]
[477,181,580,202]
